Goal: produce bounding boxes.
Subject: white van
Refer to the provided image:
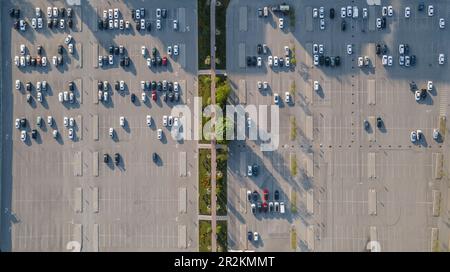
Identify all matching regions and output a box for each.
[280,202,285,214]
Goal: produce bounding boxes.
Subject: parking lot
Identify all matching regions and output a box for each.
[1,0,198,251]
[226,0,449,251]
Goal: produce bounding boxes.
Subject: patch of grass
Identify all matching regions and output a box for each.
[198,0,211,69]
[216,221,228,252]
[290,116,297,141]
[216,149,228,216]
[288,9,296,30]
[199,220,212,252]
[291,227,297,250]
[216,0,230,70]
[290,153,298,177]
[199,75,212,143]
[290,45,297,66]
[199,149,212,215]
[290,190,297,214]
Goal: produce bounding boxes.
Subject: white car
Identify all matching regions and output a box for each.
[387,5,393,17]
[319,7,324,19]
[163,115,168,126]
[109,128,114,138]
[108,9,113,19]
[108,55,113,65]
[415,90,421,101]
[14,56,19,67]
[257,57,262,67]
[247,117,251,128]
[347,44,352,55]
[64,91,69,102]
[68,128,74,140]
[140,81,145,90]
[37,92,42,102]
[20,56,25,67]
[97,90,102,101]
[358,56,363,67]
[20,44,25,55]
[439,54,445,65]
[173,117,179,128]
[257,81,262,89]
[405,7,410,18]
[156,8,161,19]
[64,35,72,45]
[347,6,352,17]
[341,7,346,18]
[173,20,178,30]
[312,44,318,54]
[273,56,279,66]
[146,115,152,126]
[167,46,172,56]
[31,18,37,29]
[173,45,179,56]
[58,92,63,102]
[125,20,130,29]
[285,57,290,67]
[427,81,433,91]
[273,93,280,105]
[69,117,75,127]
[139,19,145,30]
[68,44,74,54]
[98,56,103,67]
[103,10,107,19]
[313,81,319,91]
[47,7,52,18]
[103,91,108,102]
[114,19,119,29]
[382,55,388,65]
[37,18,43,29]
[60,19,65,29]
[312,8,318,18]
[439,18,445,29]
[416,130,423,141]
[284,46,290,57]
[320,19,325,30]
[313,54,319,66]
[47,116,53,126]
[53,7,58,17]
[174,82,179,92]
[19,20,26,31]
[280,202,285,214]
[136,9,141,19]
[114,8,119,19]
[353,6,359,18]
[64,117,69,127]
[157,129,162,140]
[268,55,273,66]
[120,116,125,127]
[376,18,382,29]
[247,165,253,176]
[156,19,161,30]
[20,130,27,142]
[53,130,58,139]
[253,232,259,242]
[382,6,387,17]
[388,55,393,66]
[109,19,113,29]
[428,5,434,17]
[141,92,146,102]
[119,80,125,91]
[399,55,405,66]
[284,92,291,103]
[362,8,368,19]
[146,58,152,67]
[141,46,146,56]
[398,44,404,54]
[260,81,267,90]
[15,119,20,129]
[15,80,20,90]
[410,131,417,142]
[42,81,47,91]
[42,56,47,66]
[433,129,440,140]
[318,44,324,54]
[278,18,284,29]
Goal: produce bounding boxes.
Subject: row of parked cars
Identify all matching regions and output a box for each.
[247,189,285,214]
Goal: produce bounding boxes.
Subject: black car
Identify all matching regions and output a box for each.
[168,82,173,91]
[410,55,416,66]
[247,231,253,241]
[409,81,417,91]
[252,164,259,176]
[67,8,73,18]
[257,202,262,213]
[258,8,263,17]
[146,21,151,31]
[97,20,103,30]
[131,93,136,103]
[247,56,252,66]
[152,152,158,163]
[335,56,341,66]
[115,81,119,91]
[161,9,167,18]
[68,19,73,29]
[109,46,114,55]
[140,8,146,18]
[37,45,42,55]
[68,81,74,91]
[381,17,386,28]
[60,7,65,17]
[319,55,325,65]
[48,19,53,28]
[151,58,156,67]
[364,120,370,130]
[124,56,130,66]
[31,129,37,139]
[14,9,20,19]
[9,8,15,17]
[131,9,135,19]
[382,44,388,54]
[20,118,27,128]
[330,8,335,19]
[162,91,167,101]
[14,20,20,30]
[58,45,63,54]
[151,81,157,90]
[324,56,330,66]
[120,57,125,67]
[252,191,259,202]
[103,154,109,163]
[376,117,383,128]
[418,2,424,11]
[136,23,141,31]
[156,56,162,66]
[31,57,36,66]
[257,44,262,54]
[114,46,119,55]
[168,91,174,101]
[157,81,162,91]
[103,19,108,29]
[53,18,58,27]
[98,81,103,90]
[114,153,120,165]
[279,57,284,67]
[375,44,381,55]
[341,19,346,31]
[274,190,279,201]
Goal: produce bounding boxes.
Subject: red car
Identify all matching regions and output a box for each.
[151,91,157,101]
[162,56,167,66]
[262,202,268,213]
[263,189,269,201]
